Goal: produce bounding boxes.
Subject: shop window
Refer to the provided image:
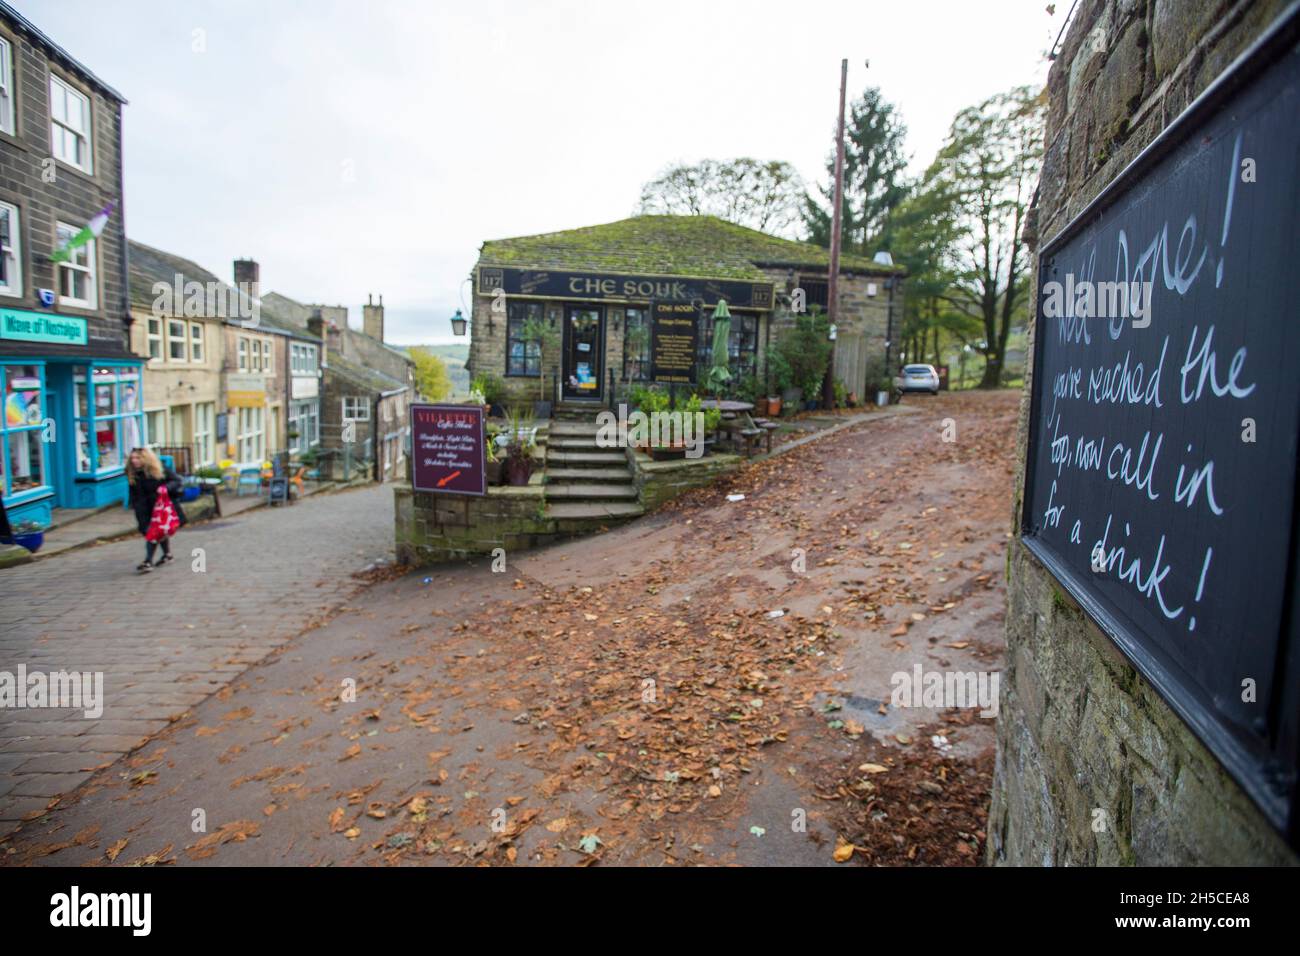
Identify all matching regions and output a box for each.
[168,319,187,360]
[506,302,542,377]
[50,75,92,173]
[800,277,829,310]
[190,323,204,362]
[1,365,47,501]
[0,201,20,297]
[56,222,96,309]
[622,308,651,383]
[730,314,758,380]
[0,36,14,136]
[73,366,143,474]
[146,317,163,361]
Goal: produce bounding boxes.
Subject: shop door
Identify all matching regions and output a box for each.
[562,305,604,401]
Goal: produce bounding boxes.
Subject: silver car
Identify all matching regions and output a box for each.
[898,364,940,395]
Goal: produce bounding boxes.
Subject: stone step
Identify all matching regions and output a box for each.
[548,451,627,466]
[546,501,645,521]
[546,467,634,482]
[549,437,608,450]
[549,420,603,437]
[545,483,638,500]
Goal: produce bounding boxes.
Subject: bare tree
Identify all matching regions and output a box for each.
[638,158,806,236]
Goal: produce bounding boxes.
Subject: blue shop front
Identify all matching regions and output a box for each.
[1,306,144,530]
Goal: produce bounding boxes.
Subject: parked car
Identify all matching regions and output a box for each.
[897,364,940,395]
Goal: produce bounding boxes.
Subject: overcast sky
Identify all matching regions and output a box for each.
[15,0,1058,344]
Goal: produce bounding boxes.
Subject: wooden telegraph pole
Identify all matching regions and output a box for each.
[824,58,848,409]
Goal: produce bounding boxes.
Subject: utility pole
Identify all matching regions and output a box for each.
[824,58,848,410]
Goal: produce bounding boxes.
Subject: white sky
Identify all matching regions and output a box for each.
[15,0,1058,344]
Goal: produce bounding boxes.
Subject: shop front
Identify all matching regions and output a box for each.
[465,216,903,411]
[2,308,144,527]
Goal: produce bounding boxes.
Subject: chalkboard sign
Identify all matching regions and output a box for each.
[410,403,485,496]
[1022,12,1300,841]
[650,300,699,385]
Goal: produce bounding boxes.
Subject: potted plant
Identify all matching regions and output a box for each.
[521,317,559,419]
[472,373,507,418]
[8,519,45,553]
[502,406,537,485]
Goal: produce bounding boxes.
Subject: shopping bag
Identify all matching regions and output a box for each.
[146,486,181,542]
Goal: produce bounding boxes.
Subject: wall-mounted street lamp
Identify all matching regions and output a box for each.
[828,323,838,341]
[450,310,468,336]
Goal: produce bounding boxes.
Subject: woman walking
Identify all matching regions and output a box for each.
[126,447,187,573]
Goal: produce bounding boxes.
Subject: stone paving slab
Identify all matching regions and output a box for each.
[0,483,396,836]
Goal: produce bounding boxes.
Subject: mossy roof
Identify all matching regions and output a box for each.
[478,215,904,280]
[327,353,407,395]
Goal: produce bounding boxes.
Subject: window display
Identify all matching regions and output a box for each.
[1,364,47,500]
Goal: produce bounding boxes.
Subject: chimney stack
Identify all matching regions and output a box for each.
[234,258,260,301]
[363,293,385,343]
[307,308,328,364]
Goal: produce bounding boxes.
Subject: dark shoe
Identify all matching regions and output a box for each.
[137,561,153,573]
[158,553,174,566]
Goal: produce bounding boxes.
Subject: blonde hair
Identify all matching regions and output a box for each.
[127,447,164,484]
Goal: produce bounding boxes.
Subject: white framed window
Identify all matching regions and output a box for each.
[146,317,162,360]
[190,322,203,362]
[261,339,272,371]
[144,408,165,449]
[194,401,214,465]
[236,405,264,462]
[342,396,369,421]
[55,221,96,308]
[0,36,14,136]
[167,319,186,361]
[50,74,92,173]
[238,337,248,372]
[0,201,20,296]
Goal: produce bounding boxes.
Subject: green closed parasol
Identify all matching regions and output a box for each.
[706,299,732,396]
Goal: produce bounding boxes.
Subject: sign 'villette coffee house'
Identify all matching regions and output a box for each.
[462,215,905,407]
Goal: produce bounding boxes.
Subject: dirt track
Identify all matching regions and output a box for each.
[2,389,1020,867]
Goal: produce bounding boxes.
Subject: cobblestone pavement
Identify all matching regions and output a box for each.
[0,484,396,834]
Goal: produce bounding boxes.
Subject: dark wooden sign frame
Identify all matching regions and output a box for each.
[1021,6,1300,846]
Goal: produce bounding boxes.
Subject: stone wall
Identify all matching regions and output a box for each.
[395,482,554,564]
[989,0,1298,866]
[630,449,743,512]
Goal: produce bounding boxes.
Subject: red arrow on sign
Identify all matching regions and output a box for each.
[437,470,462,488]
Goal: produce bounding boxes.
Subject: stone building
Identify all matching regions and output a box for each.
[0,1,137,527]
[263,291,412,481]
[124,245,324,468]
[990,0,1299,865]
[465,215,905,409]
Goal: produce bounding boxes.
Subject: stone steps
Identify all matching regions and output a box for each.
[546,501,645,522]
[545,467,634,482]
[548,437,608,451]
[549,450,627,466]
[549,420,603,437]
[545,483,638,500]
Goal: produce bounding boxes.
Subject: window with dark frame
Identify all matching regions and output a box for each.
[622,307,650,382]
[799,277,829,310]
[695,311,759,383]
[506,301,542,377]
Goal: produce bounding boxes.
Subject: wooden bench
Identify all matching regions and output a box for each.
[734,414,775,457]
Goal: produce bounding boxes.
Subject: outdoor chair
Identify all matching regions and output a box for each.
[236,465,263,496]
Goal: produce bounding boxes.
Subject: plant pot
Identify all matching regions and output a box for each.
[485,459,504,486]
[504,456,533,486]
[489,403,506,419]
[181,486,201,503]
[753,397,770,417]
[766,396,782,417]
[14,531,43,553]
[781,387,802,408]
